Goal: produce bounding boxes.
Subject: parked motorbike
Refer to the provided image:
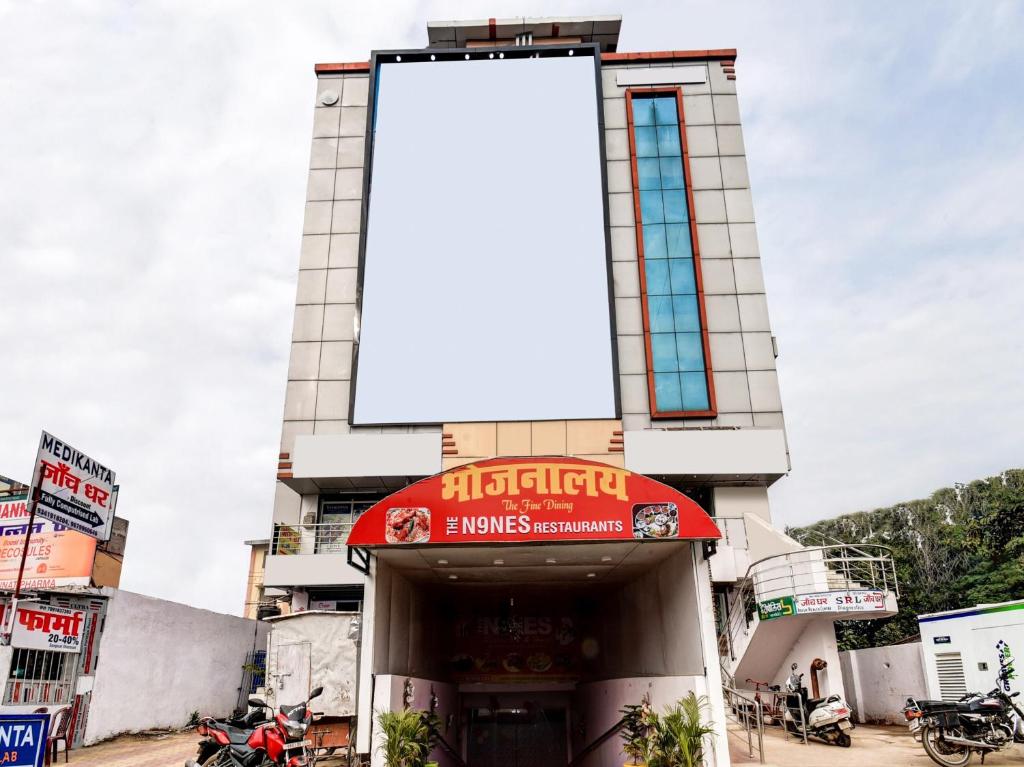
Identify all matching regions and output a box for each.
[904,662,1024,767]
[782,663,854,747]
[188,686,324,767]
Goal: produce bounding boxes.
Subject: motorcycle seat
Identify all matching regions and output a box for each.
[807,697,827,709]
[219,724,254,745]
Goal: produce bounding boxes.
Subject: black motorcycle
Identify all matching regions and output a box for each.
[904,665,1024,767]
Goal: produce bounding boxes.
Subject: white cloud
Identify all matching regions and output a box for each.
[1,0,1020,611]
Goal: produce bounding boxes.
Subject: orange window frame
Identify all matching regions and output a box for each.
[625,87,718,419]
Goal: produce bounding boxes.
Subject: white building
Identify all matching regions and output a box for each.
[259,16,900,766]
[918,599,1024,702]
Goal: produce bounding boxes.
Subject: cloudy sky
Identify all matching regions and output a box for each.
[1,1,1021,614]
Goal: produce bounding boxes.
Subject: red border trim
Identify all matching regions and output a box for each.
[315,61,371,74]
[603,49,736,64]
[315,49,737,74]
[625,88,718,419]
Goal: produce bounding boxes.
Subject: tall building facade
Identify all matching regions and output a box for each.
[259,16,899,767]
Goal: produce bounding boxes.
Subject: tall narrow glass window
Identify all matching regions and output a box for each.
[627,90,715,417]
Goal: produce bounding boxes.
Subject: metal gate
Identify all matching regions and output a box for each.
[238,650,267,712]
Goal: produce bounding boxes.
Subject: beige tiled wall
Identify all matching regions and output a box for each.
[280,59,786,455]
[441,420,625,470]
[601,61,786,434]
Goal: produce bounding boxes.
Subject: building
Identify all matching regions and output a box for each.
[918,599,1023,702]
[0,487,267,748]
[260,16,900,766]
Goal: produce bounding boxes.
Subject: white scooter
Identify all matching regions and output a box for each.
[783,662,855,747]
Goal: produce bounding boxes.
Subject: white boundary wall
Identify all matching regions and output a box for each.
[839,643,926,724]
[84,590,268,744]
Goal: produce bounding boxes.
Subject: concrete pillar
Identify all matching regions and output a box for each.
[692,543,733,767]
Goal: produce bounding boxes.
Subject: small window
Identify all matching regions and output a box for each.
[5,648,77,705]
[627,89,716,418]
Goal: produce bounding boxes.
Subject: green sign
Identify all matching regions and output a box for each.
[758,596,796,621]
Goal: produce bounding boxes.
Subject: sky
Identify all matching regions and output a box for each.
[0,1,1021,615]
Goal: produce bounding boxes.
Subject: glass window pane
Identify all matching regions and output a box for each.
[637,158,661,190]
[648,296,674,333]
[651,334,679,373]
[640,190,664,224]
[659,158,685,189]
[633,98,656,126]
[669,259,697,296]
[663,189,689,223]
[681,372,710,411]
[676,333,705,371]
[645,259,671,295]
[635,126,658,157]
[666,224,692,259]
[654,97,678,126]
[642,224,667,259]
[654,372,683,412]
[657,125,681,156]
[672,293,701,331]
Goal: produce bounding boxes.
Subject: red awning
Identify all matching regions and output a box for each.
[347,457,720,547]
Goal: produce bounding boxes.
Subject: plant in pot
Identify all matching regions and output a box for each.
[619,696,657,766]
[648,693,715,767]
[376,708,435,767]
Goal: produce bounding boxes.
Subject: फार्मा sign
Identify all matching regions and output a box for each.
[8,603,86,653]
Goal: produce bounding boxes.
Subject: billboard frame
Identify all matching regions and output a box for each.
[347,42,621,426]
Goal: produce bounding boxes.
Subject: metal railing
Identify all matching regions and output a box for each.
[271,521,356,555]
[568,715,626,767]
[721,686,765,763]
[721,544,898,661]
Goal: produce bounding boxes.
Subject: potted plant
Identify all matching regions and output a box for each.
[376,708,433,767]
[649,693,715,767]
[619,703,651,766]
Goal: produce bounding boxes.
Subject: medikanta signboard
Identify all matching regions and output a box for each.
[31,431,115,541]
[0,714,49,767]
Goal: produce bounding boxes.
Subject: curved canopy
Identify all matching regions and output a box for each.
[347,456,720,547]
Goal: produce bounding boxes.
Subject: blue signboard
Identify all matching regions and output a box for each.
[0,714,49,767]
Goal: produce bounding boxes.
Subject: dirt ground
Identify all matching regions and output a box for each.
[62,731,197,767]
[58,725,1024,767]
[730,723,1024,767]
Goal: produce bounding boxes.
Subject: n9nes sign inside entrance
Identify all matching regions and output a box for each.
[347,457,720,546]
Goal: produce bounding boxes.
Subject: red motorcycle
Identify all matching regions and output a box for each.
[189,686,324,767]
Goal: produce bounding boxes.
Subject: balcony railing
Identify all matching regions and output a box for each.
[721,544,898,661]
[271,521,357,555]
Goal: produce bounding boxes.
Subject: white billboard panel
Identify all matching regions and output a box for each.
[353,50,617,424]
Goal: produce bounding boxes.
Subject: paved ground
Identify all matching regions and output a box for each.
[729,723,1024,766]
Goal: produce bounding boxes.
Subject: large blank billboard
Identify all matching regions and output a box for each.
[352,47,617,425]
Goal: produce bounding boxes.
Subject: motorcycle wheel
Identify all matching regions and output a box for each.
[837,731,851,748]
[921,726,972,767]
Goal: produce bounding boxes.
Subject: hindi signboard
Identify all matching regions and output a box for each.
[31,431,115,541]
[0,497,96,590]
[757,596,796,621]
[0,714,49,767]
[9,603,85,653]
[794,590,887,614]
[346,457,720,547]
